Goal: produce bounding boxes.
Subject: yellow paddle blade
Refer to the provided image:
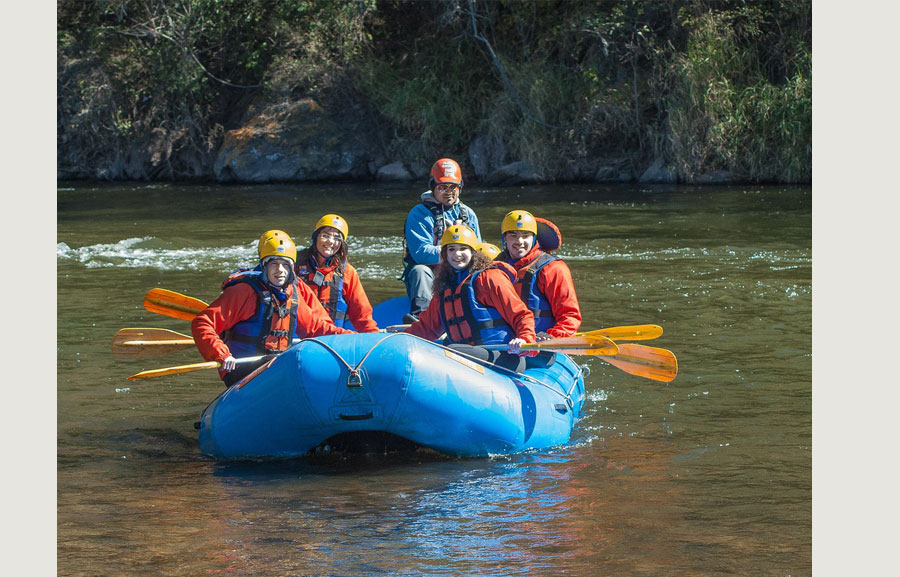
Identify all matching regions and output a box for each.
[112,328,196,359]
[600,343,678,382]
[522,334,619,356]
[128,360,221,380]
[143,288,208,321]
[578,324,663,341]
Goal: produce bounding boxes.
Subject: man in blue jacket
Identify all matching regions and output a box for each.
[400,158,481,321]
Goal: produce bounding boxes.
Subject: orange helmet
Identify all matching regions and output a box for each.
[440,224,480,251]
[429,158,463,189]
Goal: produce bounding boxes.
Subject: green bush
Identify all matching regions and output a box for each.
[58,0,812,183]
[663,4,811,182]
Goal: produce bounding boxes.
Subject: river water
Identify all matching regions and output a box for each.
[56,181,811,576]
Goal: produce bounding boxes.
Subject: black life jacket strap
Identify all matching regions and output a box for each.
[325,263,345,319]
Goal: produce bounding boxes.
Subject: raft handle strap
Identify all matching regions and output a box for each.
[302,333,404,388]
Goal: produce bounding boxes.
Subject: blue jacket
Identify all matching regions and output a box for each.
[404,191,480,266]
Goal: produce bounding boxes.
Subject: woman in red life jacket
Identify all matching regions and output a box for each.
[295,214,379,332]
[404,224,537,372]
[191,229,355,387]
[498,210,582,340]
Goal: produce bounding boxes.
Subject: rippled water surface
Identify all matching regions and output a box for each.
[57,182,811,576]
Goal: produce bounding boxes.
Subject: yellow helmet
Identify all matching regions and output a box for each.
[501,210,537,235]
[479,242,502,260]
[257,229,297,262]
[440,224,480,250]
[313,214,349,239]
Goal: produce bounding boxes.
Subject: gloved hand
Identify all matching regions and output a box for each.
[221,355,236,372]
[535,331,553,342]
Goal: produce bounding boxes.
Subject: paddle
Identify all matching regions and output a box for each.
[598,343,678,383]
[143,288,664,344]
[577,324,662,341]
[127,355,266,380]
[112,328,196,359]
[384,323,663,341]
[136,289,674,380]
[143,288,208,321]
[125,336,675,383]
[482,334,619,356]
[113,328,305,360]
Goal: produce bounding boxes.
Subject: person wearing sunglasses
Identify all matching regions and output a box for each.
[400,158,481,323]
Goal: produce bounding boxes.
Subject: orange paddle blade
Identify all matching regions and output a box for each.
[578,324,663,341]
[127,360,221,380]
[600,343,678,382]
[112,327,196,359]
[143,288,208,321]
[520,334,619,356]
[126,354,266,380]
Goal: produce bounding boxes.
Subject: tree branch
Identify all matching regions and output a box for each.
[466,0,572,131]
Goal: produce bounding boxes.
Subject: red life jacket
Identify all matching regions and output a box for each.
[512,249,559,333]
[438,262,518,345]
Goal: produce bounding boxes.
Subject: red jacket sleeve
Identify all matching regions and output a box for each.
[403,297,445,342]
[475,269,537,343]
[343,263,379,333]
[190,283,259,363]
[536,260,582,337]
[294,281,356,338]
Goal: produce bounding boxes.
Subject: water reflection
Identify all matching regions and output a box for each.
[201,453,586,575]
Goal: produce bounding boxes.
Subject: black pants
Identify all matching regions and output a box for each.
[447,345,556,373]
[222,355,276,388]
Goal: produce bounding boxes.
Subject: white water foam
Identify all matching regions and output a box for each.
[58,235,408,274]
[57,237,256,271]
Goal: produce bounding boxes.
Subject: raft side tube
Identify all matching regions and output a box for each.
[198,333,586,459]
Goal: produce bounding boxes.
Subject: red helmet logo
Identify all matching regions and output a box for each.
[430,158,462,185]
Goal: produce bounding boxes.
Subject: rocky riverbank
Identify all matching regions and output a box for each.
[59,96,733,186]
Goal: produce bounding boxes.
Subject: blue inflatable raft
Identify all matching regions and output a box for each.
[199,297,586,459]
[197,329,588,460]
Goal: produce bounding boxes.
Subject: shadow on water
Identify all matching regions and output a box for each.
[210,431,459,480]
